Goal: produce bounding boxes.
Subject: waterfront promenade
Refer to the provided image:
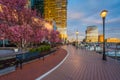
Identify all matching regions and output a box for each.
[1,45,120,80]
[42,45,120,80]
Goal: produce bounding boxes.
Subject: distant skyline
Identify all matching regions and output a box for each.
[67,0,120,41]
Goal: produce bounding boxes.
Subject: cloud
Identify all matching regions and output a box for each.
[78,14,120,26]
[68,11,84,20]
[107,18,120,23]
[82,18,101,24]
[106,27,120,32]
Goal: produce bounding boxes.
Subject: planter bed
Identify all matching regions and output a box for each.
[16,48,57,63]
[0,48,57,71]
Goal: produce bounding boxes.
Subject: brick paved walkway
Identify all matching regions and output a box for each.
[42,45,120,80]
[0,48,67,80]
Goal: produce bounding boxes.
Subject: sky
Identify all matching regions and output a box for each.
[67,0,120,41]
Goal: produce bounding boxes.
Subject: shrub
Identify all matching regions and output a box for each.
[29,45,51,53]
[46,45,51,51]
[37,47,42,52]
[29,48,37,53]
[40,46,44,52]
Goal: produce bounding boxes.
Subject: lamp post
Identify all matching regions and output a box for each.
[100,10,108,60]
[1,34,5,47]
[1,37,5,47]
[76,31,79,47]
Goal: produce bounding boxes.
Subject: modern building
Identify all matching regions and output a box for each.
[31,0,44,16]
[98,35,104,42]
[106,38,120,43]
[31,0,67,40]
[85,26,98,43]
[44,0,67,40]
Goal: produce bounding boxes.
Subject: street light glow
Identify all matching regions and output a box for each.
[76,31,79,35]
[100,10,108,18]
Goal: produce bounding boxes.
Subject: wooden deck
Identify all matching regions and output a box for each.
[42,45,120,80]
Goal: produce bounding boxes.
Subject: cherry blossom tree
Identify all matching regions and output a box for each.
[29,28,49,47]
[48,30,61,47]
[0,0,44,48]
[0,0,27,26]
[49,30,61,43]
[0,0,62,50]
[0,24,8,40]
[6,24,33,49]
[32,29,44,45]
[0,0,38,26]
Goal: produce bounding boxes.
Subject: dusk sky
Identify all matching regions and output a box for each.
[67,0,120,41]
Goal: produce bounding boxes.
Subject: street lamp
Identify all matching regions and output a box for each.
[76,31,79,47]
[100,10,108,60]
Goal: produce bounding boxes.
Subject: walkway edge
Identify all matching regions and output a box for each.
[35,49,69,80]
